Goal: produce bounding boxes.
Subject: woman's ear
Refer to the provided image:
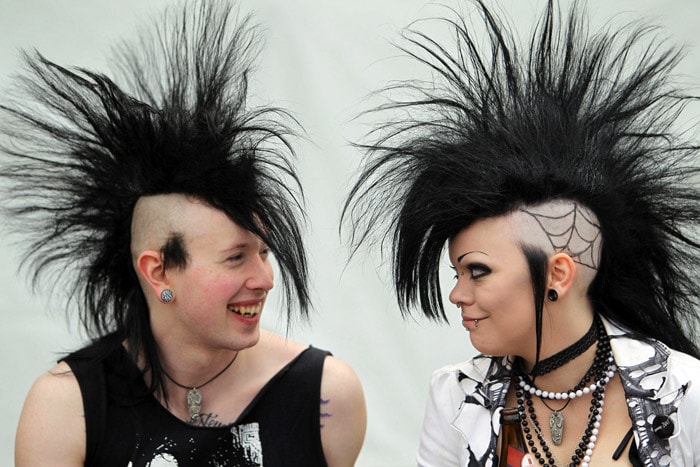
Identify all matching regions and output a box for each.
[547,252,576,298]
[136,250,169,298]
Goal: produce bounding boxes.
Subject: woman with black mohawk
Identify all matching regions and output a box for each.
[3,1,365,465]
[343,0,700,466]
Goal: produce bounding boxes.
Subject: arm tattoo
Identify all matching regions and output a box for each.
[320,398,331,428]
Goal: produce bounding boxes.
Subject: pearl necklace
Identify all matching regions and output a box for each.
[518,359,616,401]
[517,316,614,402]
[516,365,614,467]
[515,338,616,466]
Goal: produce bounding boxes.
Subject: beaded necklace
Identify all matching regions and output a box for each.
[516,364,613,466]
[514,320,616,466]
[517,322,614,402]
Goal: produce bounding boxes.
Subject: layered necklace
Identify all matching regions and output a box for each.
[513,316,616,467]
[162,351,240,422]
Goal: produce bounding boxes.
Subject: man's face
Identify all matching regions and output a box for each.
[159,200,274,352]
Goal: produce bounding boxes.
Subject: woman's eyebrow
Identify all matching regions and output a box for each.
[457,250,488,263]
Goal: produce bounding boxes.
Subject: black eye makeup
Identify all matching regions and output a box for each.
[450,261,491,280]
[467,262,491,279]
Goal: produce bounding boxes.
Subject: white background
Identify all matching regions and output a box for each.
[1,1,698,465]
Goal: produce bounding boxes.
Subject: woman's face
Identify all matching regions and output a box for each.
[448,214,537,358]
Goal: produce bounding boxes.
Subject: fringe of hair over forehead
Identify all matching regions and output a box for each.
[342,0,700,356]
[0,1,310,362]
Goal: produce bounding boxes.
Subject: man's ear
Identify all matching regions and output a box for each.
[136,250,170,298]
[547,252,576,298]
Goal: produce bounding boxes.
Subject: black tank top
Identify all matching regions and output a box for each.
[64,342,331,466]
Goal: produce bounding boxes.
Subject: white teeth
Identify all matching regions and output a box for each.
[228,303,262,317]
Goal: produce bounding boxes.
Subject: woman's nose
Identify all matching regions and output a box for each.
[449,281,473,309]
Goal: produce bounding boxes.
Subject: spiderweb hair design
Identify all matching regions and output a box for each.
[519,201,601,270]
[0,0,309,395]
[342,0,700,356]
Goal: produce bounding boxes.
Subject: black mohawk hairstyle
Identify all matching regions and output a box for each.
[342,0,700,356]
[0,1,309,359]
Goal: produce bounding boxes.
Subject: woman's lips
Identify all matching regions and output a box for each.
[462,316,485,330]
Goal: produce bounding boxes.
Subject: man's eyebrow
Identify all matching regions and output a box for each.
[220,242,249,253]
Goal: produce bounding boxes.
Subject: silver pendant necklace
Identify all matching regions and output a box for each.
[162,351,239,422]
[544,404,568,445]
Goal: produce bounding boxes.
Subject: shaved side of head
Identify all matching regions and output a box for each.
[130,194,202,274]
[511,199,602,288]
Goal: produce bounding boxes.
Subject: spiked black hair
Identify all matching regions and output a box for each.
[343,0,700,357]
[0,0,309,393]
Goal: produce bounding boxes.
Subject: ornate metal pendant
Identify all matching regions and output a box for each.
[187,388,203,422]
[549,410,564,445]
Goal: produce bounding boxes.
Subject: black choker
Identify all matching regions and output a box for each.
[530,316,600,377]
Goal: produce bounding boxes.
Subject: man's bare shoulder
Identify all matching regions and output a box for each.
[319,354,367,466]
[259,329,367,466]
[255,329,308,361]
[319,354,366,416]
[15,361,86,467]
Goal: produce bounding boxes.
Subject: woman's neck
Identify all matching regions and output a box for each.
[519,314,602,391]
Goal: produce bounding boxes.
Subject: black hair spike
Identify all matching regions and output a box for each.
[1,0,310,394]
[343,0,700,357]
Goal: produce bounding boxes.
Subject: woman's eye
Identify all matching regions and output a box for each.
[227,253,243,262]
[468,264,491,279]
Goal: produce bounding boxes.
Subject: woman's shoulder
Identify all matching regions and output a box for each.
[432,353,505,376]
[668,346,700,366]
[429,354,508,393]
[667,348,700,387]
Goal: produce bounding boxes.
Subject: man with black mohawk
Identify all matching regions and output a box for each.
[344,0,700,466]
[2,1,365,465]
